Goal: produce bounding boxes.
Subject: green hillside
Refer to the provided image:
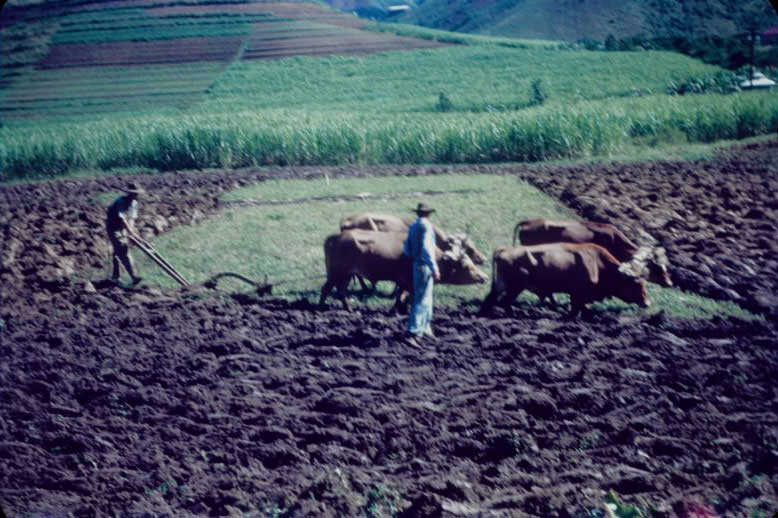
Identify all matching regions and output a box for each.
[1,0,777,180]
[378,0,777,42]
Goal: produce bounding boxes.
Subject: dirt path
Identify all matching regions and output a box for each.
[1,142,777,517]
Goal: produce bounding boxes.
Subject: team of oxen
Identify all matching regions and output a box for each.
[319,212,672,316]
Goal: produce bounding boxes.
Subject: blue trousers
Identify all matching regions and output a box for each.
[407,264,434,337]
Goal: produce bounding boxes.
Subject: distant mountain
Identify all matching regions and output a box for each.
[325,0,778,42]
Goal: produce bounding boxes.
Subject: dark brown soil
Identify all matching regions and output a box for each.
[1,142,777,518]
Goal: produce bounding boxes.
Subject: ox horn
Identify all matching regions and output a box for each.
[448,233,466,256]
[637,229,658,246]
[634,246,652,262]
[618,260,641,278]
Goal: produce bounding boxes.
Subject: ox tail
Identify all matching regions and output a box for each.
[480,250,504,314]
[512,220,530,246]
[323,234,339,277]
[492,253,499,291]
[490,250,503,294]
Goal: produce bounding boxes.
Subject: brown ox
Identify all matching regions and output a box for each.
[341,212,487,265]
[320,229,489,310]
[514,219,672,287]
[479,243,651,316]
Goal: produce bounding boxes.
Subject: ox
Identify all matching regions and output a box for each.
[479,243,651,317]
[514,219,672,287]
[341,212,487,265]
[320,229,489,310]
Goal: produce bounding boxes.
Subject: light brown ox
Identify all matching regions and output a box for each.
[514,219,672,287]
[479,242,651,317]
[341,212,487,265]
[320,229,489,310]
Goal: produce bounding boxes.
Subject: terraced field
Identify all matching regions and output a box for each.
[0,1,450,122]
[148,2,369,29]
[1,62,225,121]
[243,20,444,60]
[39,36,246,68]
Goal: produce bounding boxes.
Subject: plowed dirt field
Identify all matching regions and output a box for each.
[1,141,777,518]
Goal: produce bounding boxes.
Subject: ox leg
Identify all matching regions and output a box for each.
[537,293,557,307]
[356,275,376,295]
[567,296,585,318]
[336,281,351,310]
[500,288,521,308]
[393,289,410,315]
[478,287,501,316]
[319,279,335,307]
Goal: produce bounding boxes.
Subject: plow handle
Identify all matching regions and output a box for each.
[127,231,190,287]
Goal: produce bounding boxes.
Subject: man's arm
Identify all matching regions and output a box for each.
[118,200,138,234]
[420,222,440,279]
[403,226,413,257]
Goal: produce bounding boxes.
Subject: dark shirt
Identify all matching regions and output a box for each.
[106,195,138,233]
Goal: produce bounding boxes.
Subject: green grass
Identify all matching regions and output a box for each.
[125,174,757,320]
[220,173,500,201]
[206,46,721,113]
[134,174,572,300]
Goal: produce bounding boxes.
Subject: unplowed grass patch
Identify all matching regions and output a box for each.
[135,174,756,320]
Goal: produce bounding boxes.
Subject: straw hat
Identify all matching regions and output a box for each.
[412,202,435,215]
[124,182,145,195]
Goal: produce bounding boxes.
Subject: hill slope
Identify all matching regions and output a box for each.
[0,0,446,121]
[3,0,778,180]
[342,0,777,42]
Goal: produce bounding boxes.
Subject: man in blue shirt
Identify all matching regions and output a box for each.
[403,202,441,347]
[106,182,144,285]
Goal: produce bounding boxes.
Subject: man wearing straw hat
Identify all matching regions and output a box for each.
[106,182,144,285]
[402,202,441,347]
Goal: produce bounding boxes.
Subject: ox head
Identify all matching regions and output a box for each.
[614,263,652,308]
[438,238,489,285]
[339,214,358,232]
[445,232,488,265]
[621,246,672,287]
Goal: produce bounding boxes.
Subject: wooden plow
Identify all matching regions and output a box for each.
[127,230,190,287]
[128,230,272,294]
[203,272,272,295]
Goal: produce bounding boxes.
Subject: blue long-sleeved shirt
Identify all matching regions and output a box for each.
[403,217,439,277]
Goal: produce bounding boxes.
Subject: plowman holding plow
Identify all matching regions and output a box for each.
[106,182,144,286]
[106,182,190,287]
